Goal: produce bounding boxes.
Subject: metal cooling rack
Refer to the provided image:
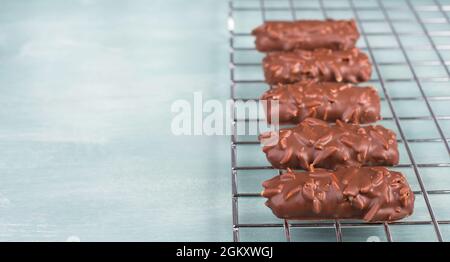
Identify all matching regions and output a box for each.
[229,0,450,242]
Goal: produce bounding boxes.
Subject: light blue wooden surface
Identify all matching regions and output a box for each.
[0,0,231,241]
[1,0,450,242]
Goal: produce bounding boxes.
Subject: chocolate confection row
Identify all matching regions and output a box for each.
[250,19,414,222]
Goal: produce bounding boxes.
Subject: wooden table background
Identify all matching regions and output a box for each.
[0,0,231,241]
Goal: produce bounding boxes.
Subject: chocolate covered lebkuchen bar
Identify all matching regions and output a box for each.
[261,80,381,125]
[262,48,372,85]
[252,19,360,52]
[261,167,414,222]
[259,118,399,170]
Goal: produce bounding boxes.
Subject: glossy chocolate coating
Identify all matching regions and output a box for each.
[261,167,414,222]
[252,19,360,52]
[261,81,381,125]
[259,118,399,170]
[262,48,372,85]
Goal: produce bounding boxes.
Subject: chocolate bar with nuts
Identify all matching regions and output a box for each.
[262,48,372,84]
[252,19,360,52]
[259,118,399,170]
[261,167,414,222]
[261,81,381,125]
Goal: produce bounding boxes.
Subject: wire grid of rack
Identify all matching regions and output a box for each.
[229,0,450,242]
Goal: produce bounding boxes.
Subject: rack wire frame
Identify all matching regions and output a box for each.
[229,0,450,242]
